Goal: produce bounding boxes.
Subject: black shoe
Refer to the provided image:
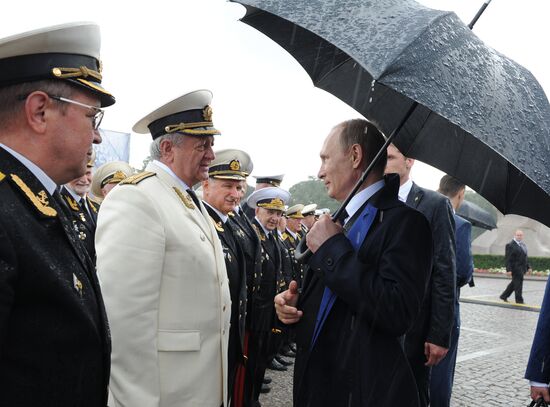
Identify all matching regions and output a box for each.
[260,383,271,394]
[263,376,272,385]
[268,359,288,371]
[289,343,297,353]
[280,348,296,358]
[275,355,293,366]
[516,300,525,304]
[499,295,508,302]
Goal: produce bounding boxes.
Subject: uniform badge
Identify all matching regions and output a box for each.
[79,213,87,222]
[73,274,83,297]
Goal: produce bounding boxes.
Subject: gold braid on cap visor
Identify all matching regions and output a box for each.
[52,65,102,81]
[164,121,221,136]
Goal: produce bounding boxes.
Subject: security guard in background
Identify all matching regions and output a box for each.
[90,160,134,202]
[0,22,114,406]
[247,187,290,404]
[61,150,100,259]
[202,149,250,407]
[242,174,284,220]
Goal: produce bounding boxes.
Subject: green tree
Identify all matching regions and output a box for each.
[288,176,340,213]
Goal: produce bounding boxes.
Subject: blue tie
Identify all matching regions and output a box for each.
[310,203,378,349]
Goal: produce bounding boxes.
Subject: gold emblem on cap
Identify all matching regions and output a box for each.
[229,160,241,171]
[203,105,213,122]
[271,198,284,206]
[52,67,62,77]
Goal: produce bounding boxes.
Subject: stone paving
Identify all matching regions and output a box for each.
[260,276,548,406]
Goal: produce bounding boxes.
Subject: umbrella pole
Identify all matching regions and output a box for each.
[295,100,420,262]
[468,0,492,29]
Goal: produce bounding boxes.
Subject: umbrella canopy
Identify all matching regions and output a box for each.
[457,200,497,230]
[232,0,550,228]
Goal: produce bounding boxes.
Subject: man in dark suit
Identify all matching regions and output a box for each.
[500,230,531,304]
[431,175,474,407]
[526,279,550,403]
[385,144,456,407]
[0,23,114,406]
[275,119,432,406]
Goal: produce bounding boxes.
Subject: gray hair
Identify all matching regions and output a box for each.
[149,132,186,160]
[0,80,76,128]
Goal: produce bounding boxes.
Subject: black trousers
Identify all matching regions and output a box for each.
[501,272,524,303]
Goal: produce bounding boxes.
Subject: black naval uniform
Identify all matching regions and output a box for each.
[282,229,304,288]
[250,219,282,401]
[60,187,99,260]
[204,204,247,404]
[228,208,262,406]
[0,147,110,407]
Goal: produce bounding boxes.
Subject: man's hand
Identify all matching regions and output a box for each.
[424,342,449,366]
[274,280,303,324]
[306,214,343,253]
[531,385,550,402]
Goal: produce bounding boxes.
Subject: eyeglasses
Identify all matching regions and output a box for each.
[48,95,104,130]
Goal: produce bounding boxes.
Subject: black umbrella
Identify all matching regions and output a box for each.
[231,0,550,228]
[457,200,497,230]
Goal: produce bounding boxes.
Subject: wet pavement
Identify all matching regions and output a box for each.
[260,275,548,406]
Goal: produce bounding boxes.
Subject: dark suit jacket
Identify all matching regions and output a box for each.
[293,175,433,407]
[505,239,530,275]
[455,215,474,288]
[405,183,456,353]
[526,279,550,383]
[0,148,110,407]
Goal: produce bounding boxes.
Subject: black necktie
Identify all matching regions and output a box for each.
[186,188,201,208]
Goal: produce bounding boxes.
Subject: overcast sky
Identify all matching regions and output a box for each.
[1,0,548,191]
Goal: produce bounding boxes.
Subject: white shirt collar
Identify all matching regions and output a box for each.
[204,201,228,223]
[398,179,414,203]
[64,185,83,203]
[344,179,385,223]
[255,217,271,236]
[234,205,241,214]
[0,143,57,194]
[153,159,191,191]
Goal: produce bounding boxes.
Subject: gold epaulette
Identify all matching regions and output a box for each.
[281,232,289,241]
[0,170,6,182]
[119,171,156,185]
[228,211,235,217]
[252,224,265,241]
[10,174,57,217]
[87,197,100,212]
[209,216,224,232]
[63,195,80,211]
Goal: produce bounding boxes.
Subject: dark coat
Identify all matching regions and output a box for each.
[204,204,248,353]
[293,175,433,407]
[0,147,110,407]
[455,215,474,288]
[525,279,550,383]
[405,183,456,353]
[505,239,530,275]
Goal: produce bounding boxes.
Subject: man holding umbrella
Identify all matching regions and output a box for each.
[275,119,432,406]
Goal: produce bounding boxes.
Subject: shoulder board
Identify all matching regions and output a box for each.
[87,197,100,212]
[63,194,80,211]
[209,216,224,232]
[0,170,5,182]
[252,224,265,241]
[119,171,156,185]
[9,174,57,217]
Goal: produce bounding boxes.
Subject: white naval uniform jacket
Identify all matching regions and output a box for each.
[96,162,231,407]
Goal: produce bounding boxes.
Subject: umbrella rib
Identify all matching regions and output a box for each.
[315,55,353,85]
